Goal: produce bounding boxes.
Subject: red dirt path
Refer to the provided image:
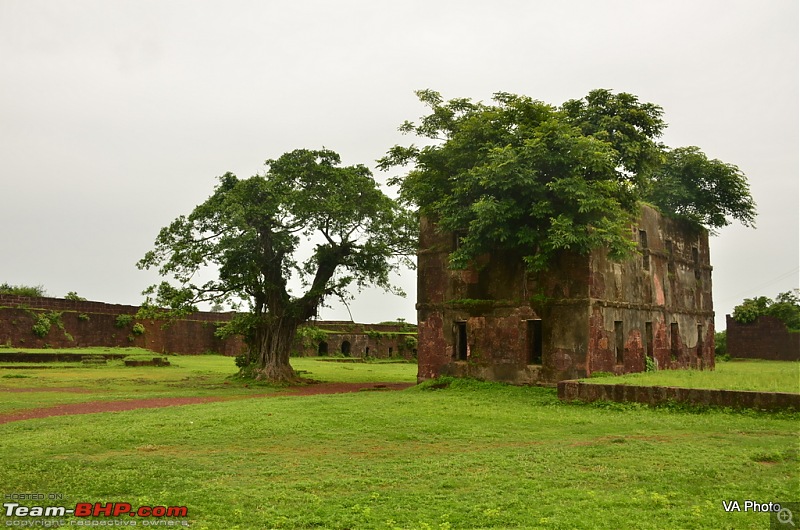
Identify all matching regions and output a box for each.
[0,382,414,424]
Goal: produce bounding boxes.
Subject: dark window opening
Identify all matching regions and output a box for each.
[388,347,393,356]
[666,240,675,273]
[341,340,351,356]
[670,323,679,361]
[527,319,543,365]
[318,342,328,356]
[696,324,703,358]
[645,322,654,363]
[639,230,650,271]
[455,321,467,361]
[692,247,701,280]
[453,230,467,251]
[365,346,370,356]
[614,321,624,364]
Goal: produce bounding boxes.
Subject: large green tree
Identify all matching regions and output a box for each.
[379,89,756,271]
[732,290,800,331]
[138,149,415,381]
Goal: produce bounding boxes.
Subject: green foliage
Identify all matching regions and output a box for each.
[0,283,46,297]
[77,313,90,322]
[380,89,756,272]
[31,315,52,338]
[138,149,417,378]
[377,318,417,332]
[647,147,756,232]
[645,355,656,372]
[115,314,134,328]
[131,323,146,336]
[295,325,328,348]
[714,331,727,357]
[64,291,87,301]
[732,290,800,331]
[31,311,63,338]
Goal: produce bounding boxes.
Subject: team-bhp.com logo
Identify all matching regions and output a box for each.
[4,501,188,519]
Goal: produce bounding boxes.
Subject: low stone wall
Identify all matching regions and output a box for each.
[557,380,800,411]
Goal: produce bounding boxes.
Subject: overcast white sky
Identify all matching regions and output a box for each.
[1,0,797,331]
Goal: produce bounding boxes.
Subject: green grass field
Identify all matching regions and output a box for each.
[584,359,800,393]
[0,353,798,529]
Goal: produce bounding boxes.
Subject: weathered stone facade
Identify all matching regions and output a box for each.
[417,205,715,384]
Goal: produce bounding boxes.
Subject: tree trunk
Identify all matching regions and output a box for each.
[250,316,300,383]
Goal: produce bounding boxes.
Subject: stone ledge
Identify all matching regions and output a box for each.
[557,380,800,411]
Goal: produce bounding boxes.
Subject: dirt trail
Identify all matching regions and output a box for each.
[0,382,414,424]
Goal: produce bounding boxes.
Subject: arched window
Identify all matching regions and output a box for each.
[341,340,351,356]
[318,342,328,355]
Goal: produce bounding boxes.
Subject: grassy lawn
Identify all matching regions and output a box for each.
[584,359,800,393]
[0,351,797,528]
[0,353,417,415]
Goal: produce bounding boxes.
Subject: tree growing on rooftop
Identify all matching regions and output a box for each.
[138,149,416,382]
[379,89,756,271]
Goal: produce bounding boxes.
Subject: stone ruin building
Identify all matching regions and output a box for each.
[416,204,715,384]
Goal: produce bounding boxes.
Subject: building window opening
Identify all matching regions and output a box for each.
[614,321,624,364]
[341,340,351,356]
[455,321,468,361]
[318,342,328,356]
[670,323,680,361]
[666,240,675,273]
[696,324,703,358]
[645,322,654,365]
[388,346,393,356]
[453,230,467,251]
[365,346,370,356]
[692,247,701,280]
[527,319,543,365]
[639,230,649,271]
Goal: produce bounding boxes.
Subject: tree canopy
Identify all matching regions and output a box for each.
[732,290,800,331]
[138,148,415,381]
[379,89,756,271]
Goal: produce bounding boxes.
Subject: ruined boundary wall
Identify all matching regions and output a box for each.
[0,294,242,355]
[0,295,416,359]
[726,315,800,361]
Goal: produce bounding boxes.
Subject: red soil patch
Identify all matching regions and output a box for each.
[0,382,414,424]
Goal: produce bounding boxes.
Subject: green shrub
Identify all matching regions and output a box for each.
[78,313,90,322]
[0,283,46,297]
[131,323,146,336]
[31,311,63,338]
[64,291,87,301]
[645,355,656,372]
[115,314,134,328]
[31,314,52,338]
